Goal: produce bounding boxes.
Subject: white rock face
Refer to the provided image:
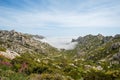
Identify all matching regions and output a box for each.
[0,50,20,59]
[36,37,78,50]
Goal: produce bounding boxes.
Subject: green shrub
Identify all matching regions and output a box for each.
[0,55,10,62]
[0,69,28,80]
[28,73,69,80]
[11,53,51,74]
[83,69,120,80]
[0,47,6,52]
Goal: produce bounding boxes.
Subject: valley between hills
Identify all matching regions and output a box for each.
[0,30,120,80]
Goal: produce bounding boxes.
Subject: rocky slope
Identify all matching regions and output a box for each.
[0,30,58,57]
[0,30,120,80]
[72,34,120,64]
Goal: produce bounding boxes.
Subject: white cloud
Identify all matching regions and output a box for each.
[0,10,119,28]
[0,0,120,29]
[38,37,78,50]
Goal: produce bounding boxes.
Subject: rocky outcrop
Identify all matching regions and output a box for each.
[111,42,120,50]
[0,49,20,59]
[112,51,120,64]
[72,34,120,65]
[0,30,57,55]
[33,35,44,39]
[71,34,105,55]
[114,34,120,39]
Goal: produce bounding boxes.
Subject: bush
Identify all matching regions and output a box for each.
[83,69,120,80]
[11,53,52,74]
[63,65,82,79]
[0,69,28,80]
[28,73,69,80]
[0,47,6,52]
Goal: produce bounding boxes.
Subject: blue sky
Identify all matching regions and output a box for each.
[0,0,120,37]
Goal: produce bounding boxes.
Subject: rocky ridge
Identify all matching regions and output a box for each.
[0,30,58,56]
[72,34,120,64]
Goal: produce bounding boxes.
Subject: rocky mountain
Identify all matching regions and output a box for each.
[0,30,58,58]
[0,30,120,80]
[72,34,120,64]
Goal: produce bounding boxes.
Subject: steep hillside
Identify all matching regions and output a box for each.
[73,34,120,64]
[0,30,58,56]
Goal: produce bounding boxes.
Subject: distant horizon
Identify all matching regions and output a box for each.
[0,28,120,50]
[1,27,120,50]
[0,27,120,38]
